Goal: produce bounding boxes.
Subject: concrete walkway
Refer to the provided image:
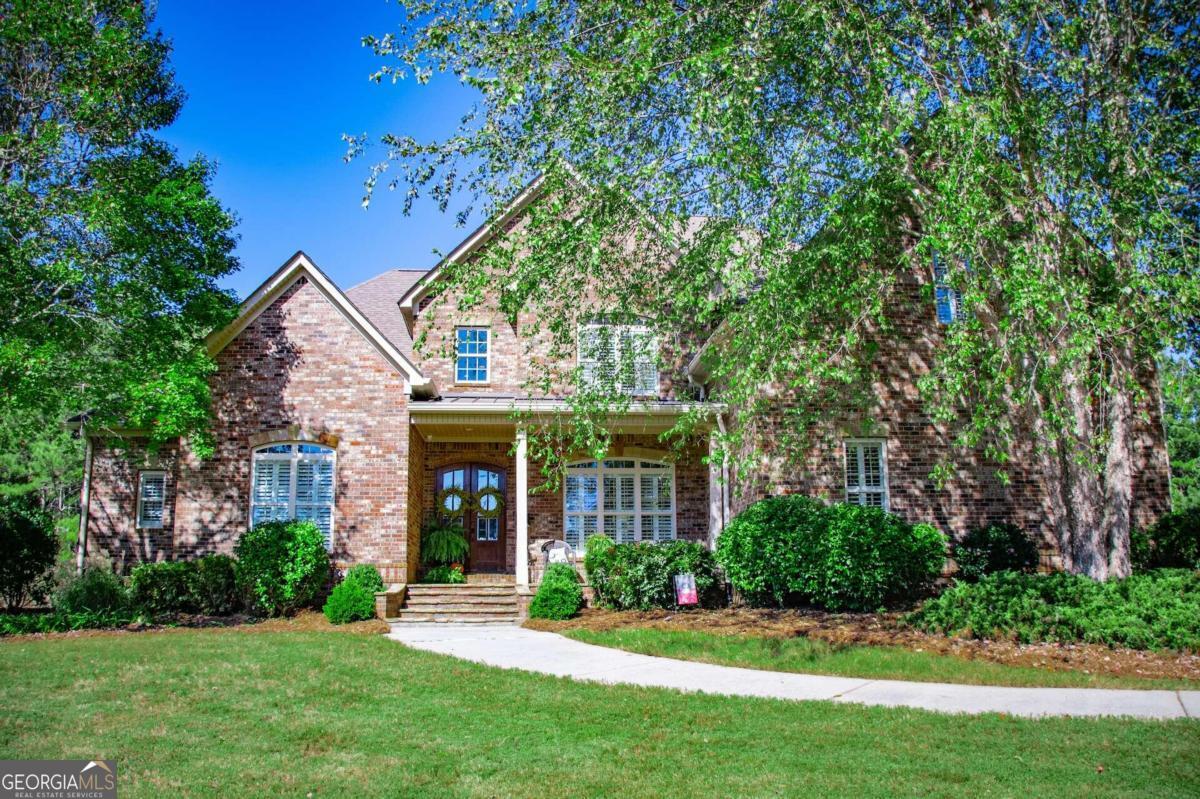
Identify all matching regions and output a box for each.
[387,624,1199,720]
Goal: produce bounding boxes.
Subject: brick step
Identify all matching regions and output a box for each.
[405,596,518,608]
[464,574,516,585]
[393,611,518,624]
[407,585,516,597]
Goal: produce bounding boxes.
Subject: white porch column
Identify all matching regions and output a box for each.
[707,431,725,549]
[515,427,530,588]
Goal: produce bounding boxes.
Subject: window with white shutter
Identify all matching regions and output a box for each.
[844,440,889,509]
[136,471,166,529]
[250,443,336,549]
[578,322,658,396]
[563,459,675,549]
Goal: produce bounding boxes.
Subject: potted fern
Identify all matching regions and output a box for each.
[420,519,469,581]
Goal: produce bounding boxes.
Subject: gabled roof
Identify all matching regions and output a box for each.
[206,251,436,397]
[346,268,429,358]
[396,174,547,320]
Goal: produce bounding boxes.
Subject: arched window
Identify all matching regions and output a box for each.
[563,459,675,549]
[251,443,335,549]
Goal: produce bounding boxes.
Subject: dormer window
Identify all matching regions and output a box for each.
[933,254,964,324]
[578,322,658,396]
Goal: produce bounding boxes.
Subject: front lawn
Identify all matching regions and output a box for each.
[561,626,1200,690]
[1,625,1198,797]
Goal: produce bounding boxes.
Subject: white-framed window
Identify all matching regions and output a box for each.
[136,471,166,529]
[455,327,489,383]
[844,440,889,509]
[563,459,675,548]
[578,322,658,396]
[933,254,964,324]
[250,443,335,549]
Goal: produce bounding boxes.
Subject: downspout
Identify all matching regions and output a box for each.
[76,431,94,576]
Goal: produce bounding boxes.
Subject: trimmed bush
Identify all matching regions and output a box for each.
[188,555,240,615]
[421,565,466,584]
[953,523,1039,581]
[343,563,384,593]
[323,579,377,624]
[583,534,616,599]
[908,569,1200,651]
[234,520,330,616]
[587,538,723,611]
[54,568,129,615]
[130,561,196,615]
[0,498,57,610]
[1139,508,1200,570]
[716,496,947,611]
[528,563,583,620]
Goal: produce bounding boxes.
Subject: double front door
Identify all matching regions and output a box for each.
[435,463,507,572]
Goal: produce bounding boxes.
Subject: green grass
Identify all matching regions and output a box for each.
[1,628,1197,798]
[563,627,1200,690]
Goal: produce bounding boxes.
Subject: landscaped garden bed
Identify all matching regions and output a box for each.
[527,607,1200,689]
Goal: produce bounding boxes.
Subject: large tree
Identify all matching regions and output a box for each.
[357,0,1200,579]
[0,0,239,469]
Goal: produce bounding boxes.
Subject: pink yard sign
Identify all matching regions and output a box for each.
[674,573,698,606]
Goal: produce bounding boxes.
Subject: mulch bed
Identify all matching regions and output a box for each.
[1,611,389,642]
[526,607,1200,684]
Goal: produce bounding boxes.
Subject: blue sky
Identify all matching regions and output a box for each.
[155,0,480,298]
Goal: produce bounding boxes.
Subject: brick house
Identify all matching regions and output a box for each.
[76,178,1172,612]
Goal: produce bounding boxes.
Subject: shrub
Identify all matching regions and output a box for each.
[233,520,330,616]
[188,555,240,615]
[583,534,616,598]
[528,563,583,620]
[953,523,1039,581]
[1140,508,1200,570]
[589,539,723,611]
[343,563,384,593]
[130,561,196,615]
[54,568,129,615]
[908,570,1200,651]
[323,579,377,624]
[420,520,469,566]
[0,498,57,609]
[715,495,947,611]
[0,609,134,636]
[421,564,466,584]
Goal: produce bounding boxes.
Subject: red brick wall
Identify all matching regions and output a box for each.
[86,276,413,578]
[725,264,1172,567]
[85,439,181,571]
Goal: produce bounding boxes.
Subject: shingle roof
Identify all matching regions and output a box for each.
[345,268,429,357]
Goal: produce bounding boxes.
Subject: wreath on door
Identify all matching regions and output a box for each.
[436,486,471,518]
[474,486,505,520]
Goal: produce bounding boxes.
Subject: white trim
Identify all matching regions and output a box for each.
[206,251,435,397]
[249,442,337,551]
[515,429,529,588]
[136,470,167,530]
[398,175,547,318]
[562,458,676,548]
[843,439,889,510]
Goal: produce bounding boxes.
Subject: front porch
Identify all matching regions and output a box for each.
[407,397,725,591]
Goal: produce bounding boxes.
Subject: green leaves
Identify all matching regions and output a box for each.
[0,0,239,468]
[362,1,1199,575]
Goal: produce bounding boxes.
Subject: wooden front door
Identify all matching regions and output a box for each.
[435,463,507,572]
